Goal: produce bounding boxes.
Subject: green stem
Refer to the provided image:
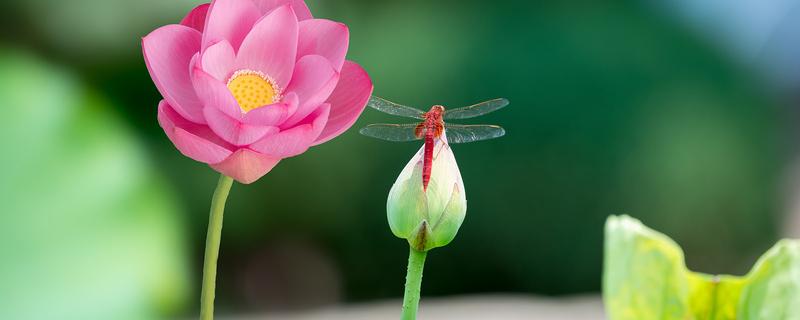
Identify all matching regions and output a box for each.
[401,247,428,320]
[200,174,234,320]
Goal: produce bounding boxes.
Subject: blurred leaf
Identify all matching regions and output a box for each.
[0,50,189,319]
[603,215,800,319]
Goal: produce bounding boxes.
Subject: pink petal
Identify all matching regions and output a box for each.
[201,40,235,81]
[235,5,298,89]
[189,51,201,77]
[143,24,205,124]
[210,149,281,184]
[191,67,243,119]
[283,91,300,117]
[282,55,339,127]
[157,100,233,163]
[242,93,296,125]
[250,104,330,158]
[252,0,313,20]
[180,3,210,32]
[202,0,261,51]
[204,106,279,146]
[314,61,373,145]
[297,19,349,71]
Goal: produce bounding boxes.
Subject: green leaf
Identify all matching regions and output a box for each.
[0,50,189,319]
[604,215,800,320]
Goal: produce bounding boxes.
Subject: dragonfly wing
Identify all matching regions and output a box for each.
[443,98,509,120]
[360,123,423,142]
[367,96,425,119]
[444,124,505,144]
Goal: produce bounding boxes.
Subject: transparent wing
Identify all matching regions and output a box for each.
[367,96,425,119]
[444,124,505,144]
[359,123,423,142]
[443,98,509,120]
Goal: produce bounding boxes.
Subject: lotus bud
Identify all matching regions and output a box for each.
[387,134,467,251]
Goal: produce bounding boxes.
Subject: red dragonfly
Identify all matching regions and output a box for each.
[360,96,508,190]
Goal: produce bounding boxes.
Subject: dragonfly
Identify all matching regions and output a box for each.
[360,96,508,190]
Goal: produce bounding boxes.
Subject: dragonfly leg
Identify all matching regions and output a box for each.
[434,137,449,160]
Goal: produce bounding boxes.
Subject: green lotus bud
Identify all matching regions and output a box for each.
[387,134,467,251]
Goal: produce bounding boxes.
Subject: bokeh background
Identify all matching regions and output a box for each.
[1,0,800,318]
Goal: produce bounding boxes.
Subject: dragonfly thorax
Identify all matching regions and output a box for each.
[420,105,445,138]
[424,105,445,122]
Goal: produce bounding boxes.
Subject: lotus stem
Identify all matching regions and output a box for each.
[200,174,234,320]
[401,247,428,320]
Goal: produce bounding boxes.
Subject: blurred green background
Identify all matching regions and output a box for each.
[1,0,799,318]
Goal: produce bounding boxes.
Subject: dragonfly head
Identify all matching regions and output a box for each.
[429,105,445,116]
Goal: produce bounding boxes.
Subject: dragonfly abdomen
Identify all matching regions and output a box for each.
[421,120,444,191]
[422,132,434,191]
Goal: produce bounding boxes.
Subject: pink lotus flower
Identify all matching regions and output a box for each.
[143,0,373,183]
